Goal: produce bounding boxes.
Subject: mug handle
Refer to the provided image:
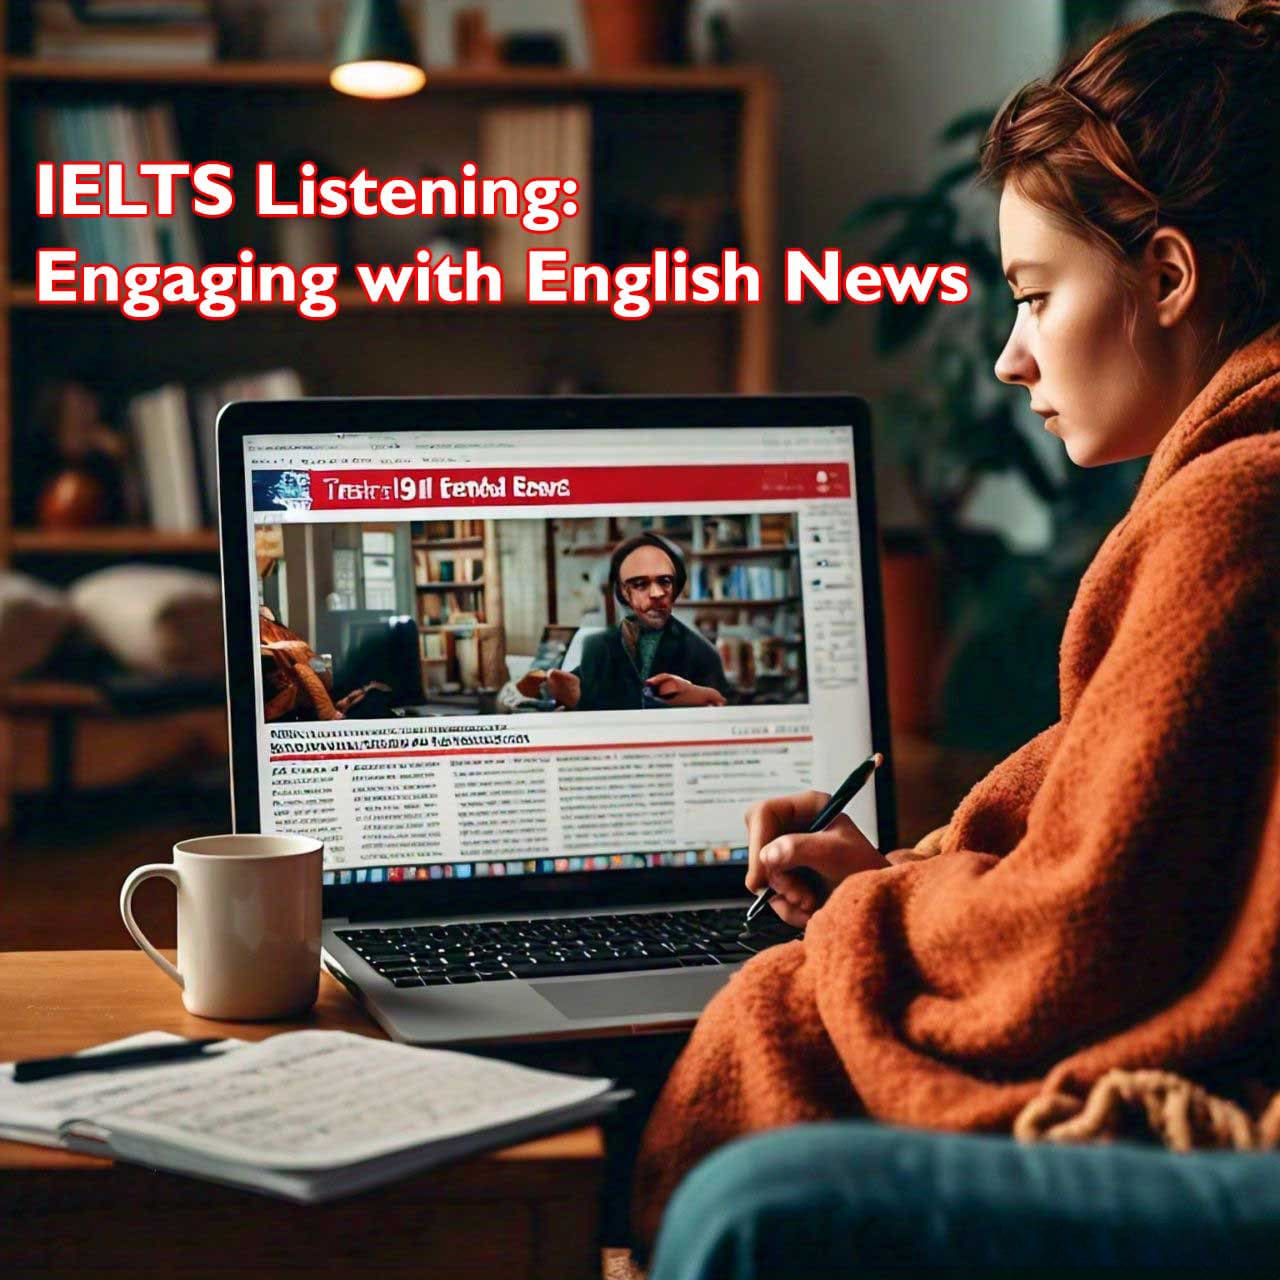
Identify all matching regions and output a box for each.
[119,865,184,989]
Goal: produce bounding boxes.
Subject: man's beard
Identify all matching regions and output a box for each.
[634,604,671,630]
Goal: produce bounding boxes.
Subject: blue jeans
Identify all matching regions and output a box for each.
[648,1122,1280,1277]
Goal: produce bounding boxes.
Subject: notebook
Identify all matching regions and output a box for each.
[0,1030,622,1202]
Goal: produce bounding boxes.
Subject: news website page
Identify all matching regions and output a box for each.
[243,425,876,886]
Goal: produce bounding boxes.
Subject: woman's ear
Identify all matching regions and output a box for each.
[1143,226,1199,328]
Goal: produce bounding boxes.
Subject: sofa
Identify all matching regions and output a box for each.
[647,1121,1280,1277]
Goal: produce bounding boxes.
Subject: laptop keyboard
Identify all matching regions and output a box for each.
[336,907,797,987]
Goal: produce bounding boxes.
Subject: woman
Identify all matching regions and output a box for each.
[632,0,1280,1255]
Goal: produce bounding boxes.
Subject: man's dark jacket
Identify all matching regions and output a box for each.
[571,615,731,712]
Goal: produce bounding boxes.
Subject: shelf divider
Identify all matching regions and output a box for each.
[11,528,219,555]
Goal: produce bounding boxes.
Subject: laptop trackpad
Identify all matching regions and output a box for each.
[532,970,731,1021]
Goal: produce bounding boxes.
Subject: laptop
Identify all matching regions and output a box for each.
[218,395,895,1044]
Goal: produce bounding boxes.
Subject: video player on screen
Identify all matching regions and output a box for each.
[517,533,731,712]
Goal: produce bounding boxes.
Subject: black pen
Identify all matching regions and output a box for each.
[13,1038,225,1084]
[744,751,884,925]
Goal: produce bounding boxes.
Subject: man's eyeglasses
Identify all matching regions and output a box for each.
[622,575,676,593]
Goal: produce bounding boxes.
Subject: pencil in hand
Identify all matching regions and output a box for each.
[744,752,884,926]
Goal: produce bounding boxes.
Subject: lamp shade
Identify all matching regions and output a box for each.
[331,0,426,99]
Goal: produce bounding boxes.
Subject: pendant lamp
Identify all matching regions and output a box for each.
[331,0,427,99]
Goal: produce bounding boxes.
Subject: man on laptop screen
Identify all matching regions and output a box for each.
[517,532,731,711]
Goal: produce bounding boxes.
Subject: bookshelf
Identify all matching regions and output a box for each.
[411,519,504,694]
[0,1,779,812]
[0,42,777,562]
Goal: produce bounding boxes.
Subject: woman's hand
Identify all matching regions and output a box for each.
[745,790,888,927]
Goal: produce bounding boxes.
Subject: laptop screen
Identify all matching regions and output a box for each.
[241,423,878,888]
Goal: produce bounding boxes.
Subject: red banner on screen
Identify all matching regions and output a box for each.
[302,463,851,510]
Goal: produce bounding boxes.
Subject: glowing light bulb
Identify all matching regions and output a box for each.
[330,59,426,99]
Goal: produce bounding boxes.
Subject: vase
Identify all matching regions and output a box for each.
[581,0,689,69]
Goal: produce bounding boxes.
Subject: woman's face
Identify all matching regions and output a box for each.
[994,184,1177,467]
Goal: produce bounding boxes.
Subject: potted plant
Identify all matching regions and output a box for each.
[581,0,691,68]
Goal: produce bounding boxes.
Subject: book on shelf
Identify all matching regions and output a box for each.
[127,383,201,532]
[35,101,203,268]
[700,515,748,550]
[420,595,481,626]
[0,1029,621,1204]
[120,367,302,531]
[33,0,217,62]
[617,514,690,543]
[758,513,792,546]
[746,563,790,599]
[714,624,758,689]
[692,561,797,602]
[421,521,449,541]
[188,368,303,524]
[72,0,213,19]
[414,550,483,588]
[433,564,483,588]
[479,104,592,299]
[412,547,430,587]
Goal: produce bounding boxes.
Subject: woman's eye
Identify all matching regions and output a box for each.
[1015,294,1047,313]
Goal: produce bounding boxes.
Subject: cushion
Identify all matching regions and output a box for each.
[0,571,73,681]
[69,565,223,678]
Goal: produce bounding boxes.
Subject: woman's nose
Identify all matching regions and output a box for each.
[994,320,1036,386]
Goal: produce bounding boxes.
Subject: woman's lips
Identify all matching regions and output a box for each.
[1029,404,1059,435]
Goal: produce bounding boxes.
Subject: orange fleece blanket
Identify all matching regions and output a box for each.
[633,321,1280,1248]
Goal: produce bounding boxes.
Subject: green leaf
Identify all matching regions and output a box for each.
[838,195,921,233]
[926,160,980,197]
[988,402,1060,501]
[939,107,998,144]
[875,298,933,353]
[871,203,960,265]
[808,293,846,327]
[954,237,1002,286]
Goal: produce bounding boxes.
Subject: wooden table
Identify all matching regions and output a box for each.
[0,952,605,1280]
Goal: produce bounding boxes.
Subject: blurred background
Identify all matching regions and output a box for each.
[0,0,1229,947]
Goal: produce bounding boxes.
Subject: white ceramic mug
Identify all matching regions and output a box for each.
[120,834,323,1020]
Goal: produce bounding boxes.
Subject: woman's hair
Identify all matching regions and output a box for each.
[978,0,1280,353]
